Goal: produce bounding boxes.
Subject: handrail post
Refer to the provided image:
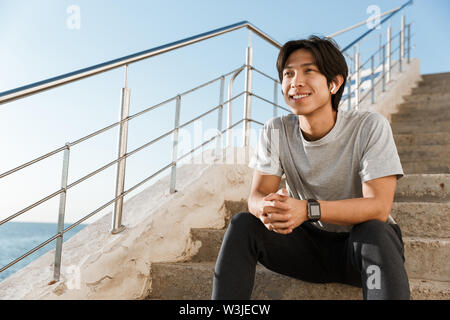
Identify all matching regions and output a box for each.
[111,65,130,234]
[215,76,225,161]
[355,50,360,111]
[226,66,244,148]
[170,95,181,194]
[273,81,278,118]
[371,55,375,104]
[347,74,352,111]
[401,11,405,60]
[382,45,386,92]
[399,32,403,72]
[52,143,70,282]
[242,31,253,148]
[387,23,391,83]
[407,24,411,64]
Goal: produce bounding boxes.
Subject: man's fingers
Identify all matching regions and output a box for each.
[264,192,288,201]
[261,212,291,224]
[263,200,291,211]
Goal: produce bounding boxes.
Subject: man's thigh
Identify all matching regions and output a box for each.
[257,222,346,284]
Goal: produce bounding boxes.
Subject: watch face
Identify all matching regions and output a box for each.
[310,204,321,218]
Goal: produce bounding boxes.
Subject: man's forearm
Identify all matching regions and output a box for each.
[248,191,266,218]
[317,197,389,226]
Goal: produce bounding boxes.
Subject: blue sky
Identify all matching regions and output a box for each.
[0,0,449,223]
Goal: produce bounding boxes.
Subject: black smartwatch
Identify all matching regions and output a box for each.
[307,199,321,222]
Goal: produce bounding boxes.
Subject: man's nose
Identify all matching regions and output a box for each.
[290,74,305,87]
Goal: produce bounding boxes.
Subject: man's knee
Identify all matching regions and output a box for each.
[229,211,260,231]
[352,220,401,245]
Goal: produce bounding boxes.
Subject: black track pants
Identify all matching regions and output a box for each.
[212,212,410,300]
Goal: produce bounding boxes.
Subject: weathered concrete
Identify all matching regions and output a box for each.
[0,148,255,300]
[148,262,449,300]
[394,132,450,146]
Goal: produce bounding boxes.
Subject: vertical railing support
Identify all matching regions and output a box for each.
[371,55,375,104]
[111,65,130,234]
[52,142,71,282]
[382,45,386,92]
[347,74,352,111]
[407,24,411,64]
[215,76,225,161]
[399,33,403,72]
[401,11,405,60]
[273,81,278,118]
[387,23,392,83]
[170,95,181,194]
[242,31,253,148]
[355,50,360,111]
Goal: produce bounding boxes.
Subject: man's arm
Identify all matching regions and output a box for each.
[248,170,282,219]
[263,175,398,233]
[318,175,397,225]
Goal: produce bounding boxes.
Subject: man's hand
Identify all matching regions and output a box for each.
[260,188,308,234]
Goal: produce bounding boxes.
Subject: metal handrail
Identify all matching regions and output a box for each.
[341,0,413,52]
[0,2,415,284]
[0,21,280,105]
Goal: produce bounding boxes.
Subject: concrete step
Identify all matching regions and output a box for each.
[189,226,450,280]
[191,225,450,281]
[391,119,450,134]
[147,262,450,300]
[395,174,449,203]
[385,202,449,238]
[391,110,450,122]
[417,80,450,90]
[411,86,450,95]
[394,132,450,146]
[397,145,450,162]
[421,72,450,81]
[402,92,450,104]
[401,160,450,174]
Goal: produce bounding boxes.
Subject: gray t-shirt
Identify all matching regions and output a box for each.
[248,109,404,233]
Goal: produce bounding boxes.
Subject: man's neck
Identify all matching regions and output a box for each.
[298,106,338,142]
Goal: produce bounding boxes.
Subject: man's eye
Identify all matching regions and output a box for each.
[306,68,313,72]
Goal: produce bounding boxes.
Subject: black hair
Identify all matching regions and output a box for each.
[276,35,348,111]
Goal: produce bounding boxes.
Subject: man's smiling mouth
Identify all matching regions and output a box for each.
[289,93,311,101]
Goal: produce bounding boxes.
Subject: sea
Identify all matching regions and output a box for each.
[0,222,87,283]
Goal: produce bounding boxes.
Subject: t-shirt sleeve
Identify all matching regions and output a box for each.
[359,112,404,183]
[248,118,284,177]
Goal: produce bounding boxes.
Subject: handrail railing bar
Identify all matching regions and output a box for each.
[64,118,244,237]
[248,119,265,126]
[0,189,64,227]
[0,67,244,180]
[359,71,385,104]
[176,119,244,164]
[178,65,247,98]
[178,91,245,130]
[251,92,291,113]
[342,0,413,52]
[0,91,246,229]
[0,146,66,179]
[251,66,280,84]
[0,21,281,105]
[326,3,408,38]
[0,233,60,273]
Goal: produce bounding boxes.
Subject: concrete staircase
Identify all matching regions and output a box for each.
[146,72,450,300]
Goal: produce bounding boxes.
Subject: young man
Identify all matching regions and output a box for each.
[212,36,410,300]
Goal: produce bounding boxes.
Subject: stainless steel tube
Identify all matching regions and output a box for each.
[53,143,71,282]
[242,39,253,147]
[169,96,181,194]
[111,70,131,234]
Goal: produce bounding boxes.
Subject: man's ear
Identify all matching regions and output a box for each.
[330,74,345,93]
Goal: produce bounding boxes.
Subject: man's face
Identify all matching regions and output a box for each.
[281,49,332,116]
